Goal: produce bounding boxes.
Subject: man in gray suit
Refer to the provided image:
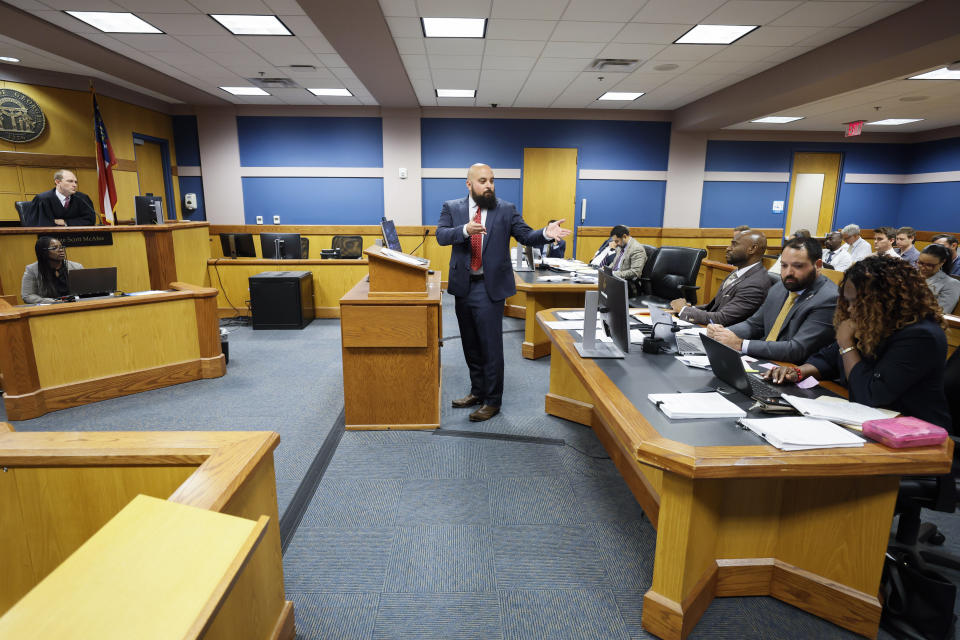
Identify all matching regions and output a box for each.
[670,228,771,326]
[706,237,838,363]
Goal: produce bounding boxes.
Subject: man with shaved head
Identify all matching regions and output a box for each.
[822,231,852,272]
[670,228,772,326]
[437,163,571,422]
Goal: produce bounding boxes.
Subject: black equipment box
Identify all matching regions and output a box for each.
[249,271,314,330]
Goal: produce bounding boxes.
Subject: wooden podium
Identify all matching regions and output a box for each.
[339,247,441,430]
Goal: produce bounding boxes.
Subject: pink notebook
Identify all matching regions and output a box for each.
[861,416,948,448]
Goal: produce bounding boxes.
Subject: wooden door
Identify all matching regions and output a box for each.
[521,148,578,233]
[785,153,842,237]
[134,139,172,219]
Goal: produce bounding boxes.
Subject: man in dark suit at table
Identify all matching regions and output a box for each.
[706,236,838,363]
[29,170,97,227]
[437,163,571,422]
[670,228,772,326]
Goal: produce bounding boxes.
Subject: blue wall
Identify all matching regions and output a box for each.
[172,115,205,221]
[420,118,671,227]
[241,177,384,225]
[899,138,960,230]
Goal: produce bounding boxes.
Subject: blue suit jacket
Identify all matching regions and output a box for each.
[436,197,548,300]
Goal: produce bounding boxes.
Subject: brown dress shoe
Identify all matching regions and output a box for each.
[452,393,482,408]
[469,405,500,422]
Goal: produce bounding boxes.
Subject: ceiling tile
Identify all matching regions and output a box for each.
[512,70,577,106]
[417,0,491,18]
[650,44,725,61]
[771,1,876,27]
[485,19,556,40]
[736,26,820,47]
[795,27,857,48]
[428,54,483,69]
[35,0,122,8]
[481,56,537,71]
[401,54,429,69]
[703,1,801,25]
[379,0,419,18]
[186,0,272,12]
[108,34,186,52]
[597,43,666,60]
[262,0,306,15]
[3,0,49,11]
[175,35,252,53]
[35,10,102,33]
[431,68,479,87]
[534,58,593,72]
[279,16,325,38]
[139,13,224,36]
[424,38,485,56]
[709,45,782,62]
[317,53,348,67]
[386,16,424,38]
[614,23,690,44]
[838,1,913,27]
[436,97,477,106]
[550,21,624,42]
[300,36,337,54]
[112,0,197,12]
[239,37,318,66]
[691,60,767,75]
[561,0,646,22]
[541,41,605,58]
[395,37,426,54]
[632,0,726,24]
[490,0,569,21]
[484,39,545,56]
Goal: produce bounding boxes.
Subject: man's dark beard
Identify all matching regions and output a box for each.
[782,269,816,292]
[473,188,497,210]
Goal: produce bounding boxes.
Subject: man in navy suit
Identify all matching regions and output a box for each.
[437,163,571,421]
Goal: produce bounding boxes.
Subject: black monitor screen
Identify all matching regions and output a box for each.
[261,233,302,259]
[134,195,163,225]
[220,233,256,258]
[381,219,402,252]
[598,267,629,355]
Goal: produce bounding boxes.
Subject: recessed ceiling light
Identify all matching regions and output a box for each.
[750,116,804,124]
[308,88,353,97]
[899,96,928,102]
[908,67,960,81]
[436,89,475,98]
[0,56,20,63]
[65,11,162,33]
[866,118,923,126]
[210,14,291,36]
[653,63,679,71]
[675,24,757,45]
[220,86,270,96]
[421,17,486,38]
[598,92,644,101]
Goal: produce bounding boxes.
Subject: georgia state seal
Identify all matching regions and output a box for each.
[0,89,46,143]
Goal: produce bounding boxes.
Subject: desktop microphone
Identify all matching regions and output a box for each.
[642,321,678,354]
[409,229,429,254]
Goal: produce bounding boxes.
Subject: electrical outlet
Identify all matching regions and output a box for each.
[399,167,408,179]
[256,215,263,224]
[273,215,280,224]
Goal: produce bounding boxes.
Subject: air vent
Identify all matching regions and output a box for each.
[247,77,300,88]
[287,65,317,73]
[586,58,640,73]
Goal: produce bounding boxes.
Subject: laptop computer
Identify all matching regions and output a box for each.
[647,304,705,355]
[700,333,789,403]
[69,267,118,298]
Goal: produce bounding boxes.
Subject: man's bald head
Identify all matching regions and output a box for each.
[727,229,766,267]
[467,163,490,181]
[466,163,496,209]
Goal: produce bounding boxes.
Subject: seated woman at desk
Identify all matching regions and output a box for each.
[765,256,951,428]
[21,236,83,304]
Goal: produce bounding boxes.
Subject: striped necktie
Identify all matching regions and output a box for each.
[469,205,482,271]
[766,292,798,341]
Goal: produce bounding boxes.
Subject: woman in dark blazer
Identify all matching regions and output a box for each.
[21,236,83,304]
[766,256,951,428]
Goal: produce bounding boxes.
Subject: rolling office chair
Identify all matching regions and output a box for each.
[332,235,363,259]
[892,347,960,570]
[15,200,35,226]
[300,237,310,259]
[634,245,705,307]
[628,244,659,299]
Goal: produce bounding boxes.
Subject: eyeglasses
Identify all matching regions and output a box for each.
[45,245,65,252]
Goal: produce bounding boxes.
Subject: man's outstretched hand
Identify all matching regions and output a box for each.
[546,219,572,240]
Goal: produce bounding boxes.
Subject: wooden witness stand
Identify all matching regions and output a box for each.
[339,246,441,430]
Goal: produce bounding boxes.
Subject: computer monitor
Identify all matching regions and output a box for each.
[380,218,402,252]
[134,195,163,225]
[598,267,630,355]
[219,233,256,258]
[260,233,303,259]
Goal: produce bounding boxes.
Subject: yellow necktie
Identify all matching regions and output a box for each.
[766,292,798,342]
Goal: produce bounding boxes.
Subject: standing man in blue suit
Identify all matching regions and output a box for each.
[437,163,571,422]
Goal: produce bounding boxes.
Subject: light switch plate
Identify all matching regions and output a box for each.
[256,215,263,224]
[273,215,280,224]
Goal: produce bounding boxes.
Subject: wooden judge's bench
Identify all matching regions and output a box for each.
[339,246,441,430]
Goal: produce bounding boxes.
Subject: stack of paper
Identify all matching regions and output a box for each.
[675,355,710,369]
[781,395,891,427]
[636,315,693,327]
[648,393,746,419]
[738,417,865,450]
[557,310,584,320]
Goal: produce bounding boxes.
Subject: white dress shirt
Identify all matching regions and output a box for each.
[822,247,852,272]
[56,189,68,206]
[845,237,872,263]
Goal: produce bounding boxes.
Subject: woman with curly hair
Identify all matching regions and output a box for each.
[765,255,951,428]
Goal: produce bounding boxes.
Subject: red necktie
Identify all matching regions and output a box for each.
[470,205,482,271]
[63,196,71,209]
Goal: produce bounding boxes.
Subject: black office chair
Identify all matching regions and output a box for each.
[634,246,705,307]
[300,237,310,259]
[892,347,960,570]
[628,244,659,298]
[15,200,35,226]
[332,235,363,259]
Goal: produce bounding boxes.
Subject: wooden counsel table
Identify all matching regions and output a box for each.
[0,282,225,420]
[0,222,210,301]
[538,310,952,640]
[0,427,293,639]
[339,246,442,430]
[509,270,597,359]
[208,257,370,318]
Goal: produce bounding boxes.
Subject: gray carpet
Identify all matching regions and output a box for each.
[5,296,959,639]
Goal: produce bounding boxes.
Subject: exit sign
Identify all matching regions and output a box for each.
[845,121,865,137]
